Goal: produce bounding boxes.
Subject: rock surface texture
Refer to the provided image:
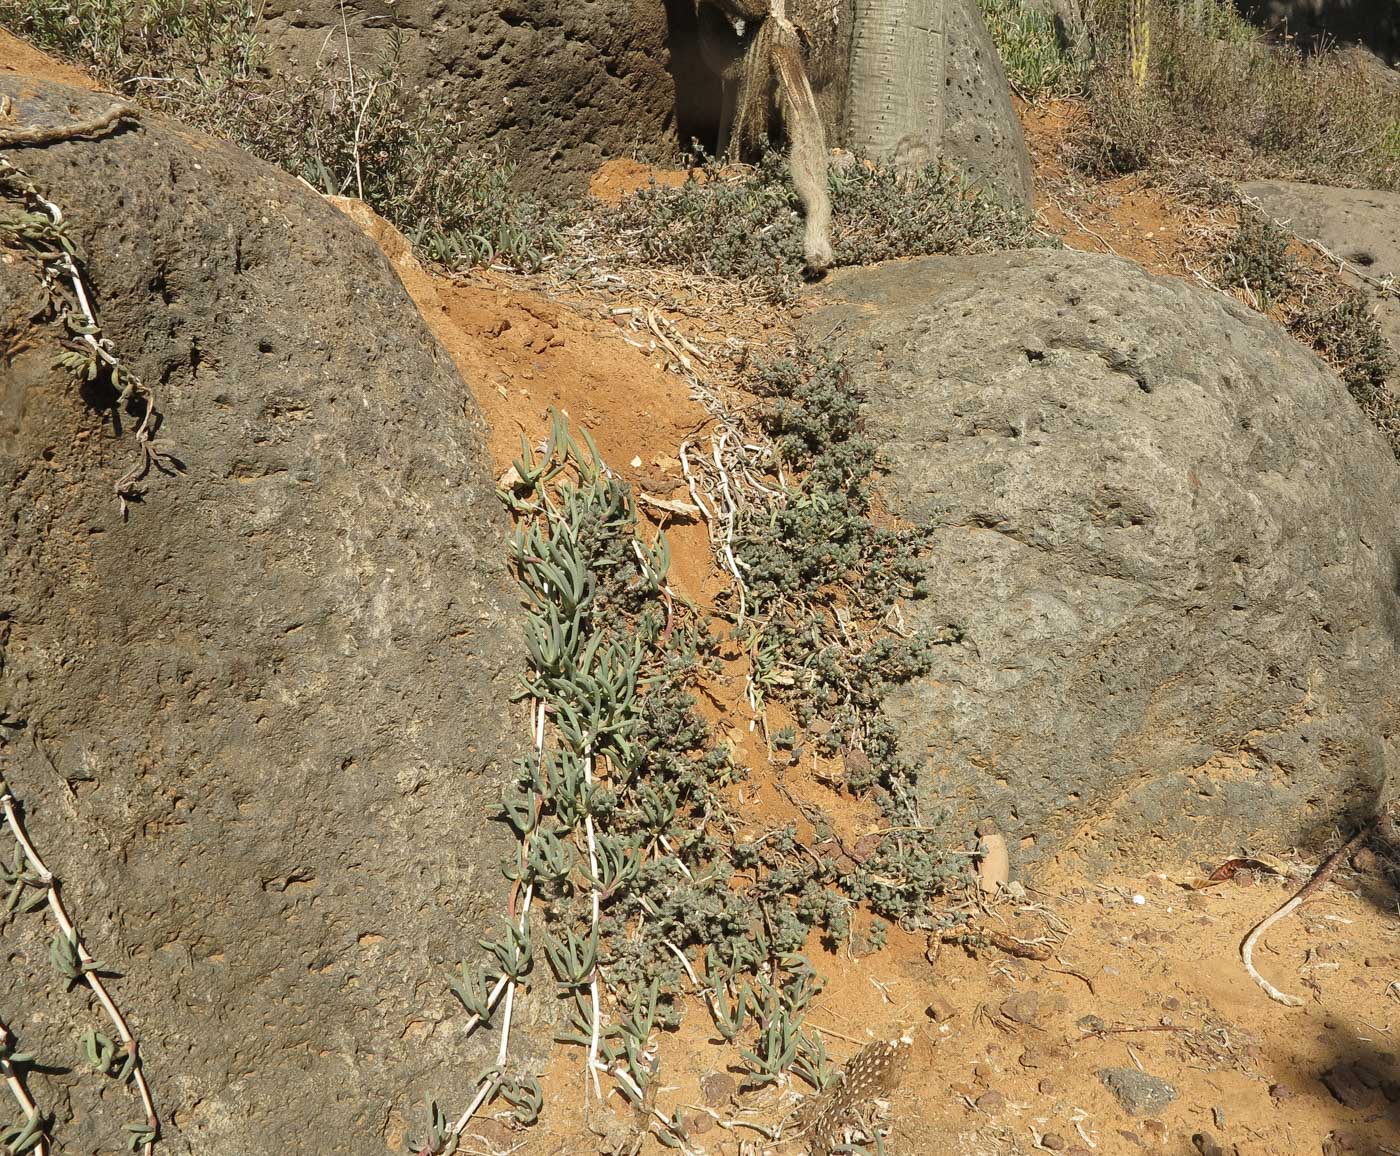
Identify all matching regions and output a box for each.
[255,0,1034,207]
[259,0,683,191]
[0,78,526,1154]
[937,0,1036,208]
[801,250,1400,869]
[1241,179,1400,392]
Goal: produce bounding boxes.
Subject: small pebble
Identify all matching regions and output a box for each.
[1001,992,1041,1026]
[1099,1066,1179,1116]
[975,1090,1006,1115]
[926,995,957,1023]
[1193,1132,1225,1156]
[1041,1133,1067,1151]
[1323,1129,1361,1155]
[1038,1077,1057,1094]
[700,1071,736,1105]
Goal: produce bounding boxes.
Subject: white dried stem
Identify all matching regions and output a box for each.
[0,784,158,1152]
[1240,827,1367,1008]
[0,1018,47,1156]
[605,1064,699,1153]
[581,753,604,1100]
[1240,894,1308,1007]
[449,698,547,1141]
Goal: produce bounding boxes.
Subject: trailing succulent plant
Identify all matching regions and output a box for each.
[734,347,973,927]
[0,153,177,515]
[0,761,160,1156]
[421,372,974,1146]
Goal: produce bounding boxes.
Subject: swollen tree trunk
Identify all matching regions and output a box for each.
[844,0,949,161]
[841,0,1036,209]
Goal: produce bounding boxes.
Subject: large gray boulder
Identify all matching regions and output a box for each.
[0,78,528,1154]
[257,0,1035,208]
[1241,179,1400,392]
[801,250,1400,870]
[258,0,681,191]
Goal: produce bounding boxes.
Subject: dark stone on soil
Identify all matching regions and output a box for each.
[1000,991,1041,1025]
[1322,1064,1375,1108]
[975,1089,1007,1114]
[1323,1129,1364,1155]
[1193,1132,1226,1156]
[701,1071,738,1105]
[1098,1066,1179,1116]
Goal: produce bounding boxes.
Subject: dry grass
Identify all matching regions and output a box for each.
[1072,0,1400,190]
[0,2,561,271]
[1211,207,1400,457]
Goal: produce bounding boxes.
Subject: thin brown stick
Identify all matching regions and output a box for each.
[1044,963,1096,995]
[1081,1023,1188,1037]
[1240,826,1368,1007]
[0,102,138,148]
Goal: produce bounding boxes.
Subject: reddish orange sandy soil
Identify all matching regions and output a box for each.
[0,30,102,90]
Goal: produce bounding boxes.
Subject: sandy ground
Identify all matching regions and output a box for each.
[0,30,102,90]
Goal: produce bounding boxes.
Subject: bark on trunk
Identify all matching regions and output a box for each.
[844,0,948,160]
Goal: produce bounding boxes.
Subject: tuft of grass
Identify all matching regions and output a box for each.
[194,49,563,272]
[978,0,1087,98]
[0,0,262,85]
[1294,289,1400,456]
[594,151,1049,301]
[1073,0,1400,189]
[0,2,561,271]
[1215,208,1294,309]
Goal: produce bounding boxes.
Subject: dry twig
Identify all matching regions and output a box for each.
[0,101,138,148]
[1240,826,1368,1007]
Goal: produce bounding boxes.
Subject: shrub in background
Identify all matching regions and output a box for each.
[0,1,560,270]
